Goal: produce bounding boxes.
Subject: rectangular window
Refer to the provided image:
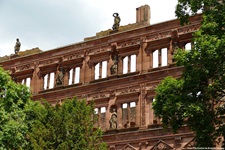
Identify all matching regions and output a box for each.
[95,61,107,80]
[161,48,168,66]
[153,50,159,68]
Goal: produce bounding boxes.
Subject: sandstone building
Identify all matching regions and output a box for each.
[0,5,202,149]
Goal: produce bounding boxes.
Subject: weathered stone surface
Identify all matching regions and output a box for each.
[0,5,204,149]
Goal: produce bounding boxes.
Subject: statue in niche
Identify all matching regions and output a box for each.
[109,108,117,129]
[14,38,21,55]
[110,54,118,75]
[112,13,121,31]
[56,67,64,86]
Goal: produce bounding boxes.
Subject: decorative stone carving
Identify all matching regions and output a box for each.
[101,112,106,129]
[112,13,121,31]
[141,84,146,126]
[16,64,33,72]
[110,45,118,75]
[122,144,137,150]
[120,87,139,95]
[55,67,64,86]
[109,108,117,129]
[38,58,59,67]
[174,137,181,147]
[170,29,181,52]
[183,138,196,149]
[14,38,21,55]
[151,140,173,150]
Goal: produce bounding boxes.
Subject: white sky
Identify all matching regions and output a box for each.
[0,0,178,57]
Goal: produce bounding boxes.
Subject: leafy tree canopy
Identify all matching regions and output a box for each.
[26,98,107,150]
[0,66,31,149]
[0,66,106,149]
[153,0,225,147]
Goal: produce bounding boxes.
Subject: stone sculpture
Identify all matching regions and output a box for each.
[56,67,64,86]
[109,108,117,129]
[110,55,118,75]
[14,38,21,55]
[112,13,121,31]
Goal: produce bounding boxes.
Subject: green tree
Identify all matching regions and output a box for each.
[153,0,225,147]
[0,66,31,149]
[26,98,107,150]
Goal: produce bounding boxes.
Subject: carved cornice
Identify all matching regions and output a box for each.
[12,63,35,78]
[38,57,59,68]
[117,38,141,57]
[88,46,111,65]
[87,92,110,107]
[116,88,140,104]
[61,52,84,68]
[151,140,173,150]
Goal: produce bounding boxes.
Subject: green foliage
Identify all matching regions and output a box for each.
[153,0,225,147]
[26,98,107,150]
[0,67,31,149]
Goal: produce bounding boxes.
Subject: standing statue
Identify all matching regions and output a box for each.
[56,67,64,86]
[14,38,21,55]
[110,55,118,75]
[112,13,121,31]
[109,108,117,129]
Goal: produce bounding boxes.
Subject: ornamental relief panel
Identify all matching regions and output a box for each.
[183,138,196,149]
[115,86,140,96]
[122,144,137,150]
[117,38,141,48]
[151,140,173,150]
[38,57,59,67]
[146,31,170,42]
[16,63,35,72]
[88,45,111,55]
[63,52,84,61]
[178,24,200,34]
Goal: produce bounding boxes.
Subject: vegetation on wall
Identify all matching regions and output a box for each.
[153,0,225,147]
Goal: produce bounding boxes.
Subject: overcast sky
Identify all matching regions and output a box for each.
[0,0,178,57]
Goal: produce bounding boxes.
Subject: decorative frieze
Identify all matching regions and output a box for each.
[38,57,59,67]
[16,64,34,72]
[151,140,173,150]
[117,38,141,49]
[63,52,84,61]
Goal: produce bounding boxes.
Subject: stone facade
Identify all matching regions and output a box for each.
[0,5,203,149]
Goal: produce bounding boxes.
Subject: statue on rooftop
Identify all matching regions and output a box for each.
[14,38,21,55]
[112,13,121,31]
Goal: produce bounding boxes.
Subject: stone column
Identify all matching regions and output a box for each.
[128,55,131,73]
[149,51,153,69]
[106,105,110,130]
[98,107,101,127]
[127,102,131,127]
[99,62,102,79]
[72,68,75,84]
[107,59,112,76]
[137,38,148,73]
[32,66,44,93]
[80,52,93,83]
[118,56,123,75]
[47,73,50,89]
[117,103,123,129]
[135,99,141,127]
[158,49,162,67]
[168,39,173,65]
[64,68,69,86]
[149,98,154,125]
